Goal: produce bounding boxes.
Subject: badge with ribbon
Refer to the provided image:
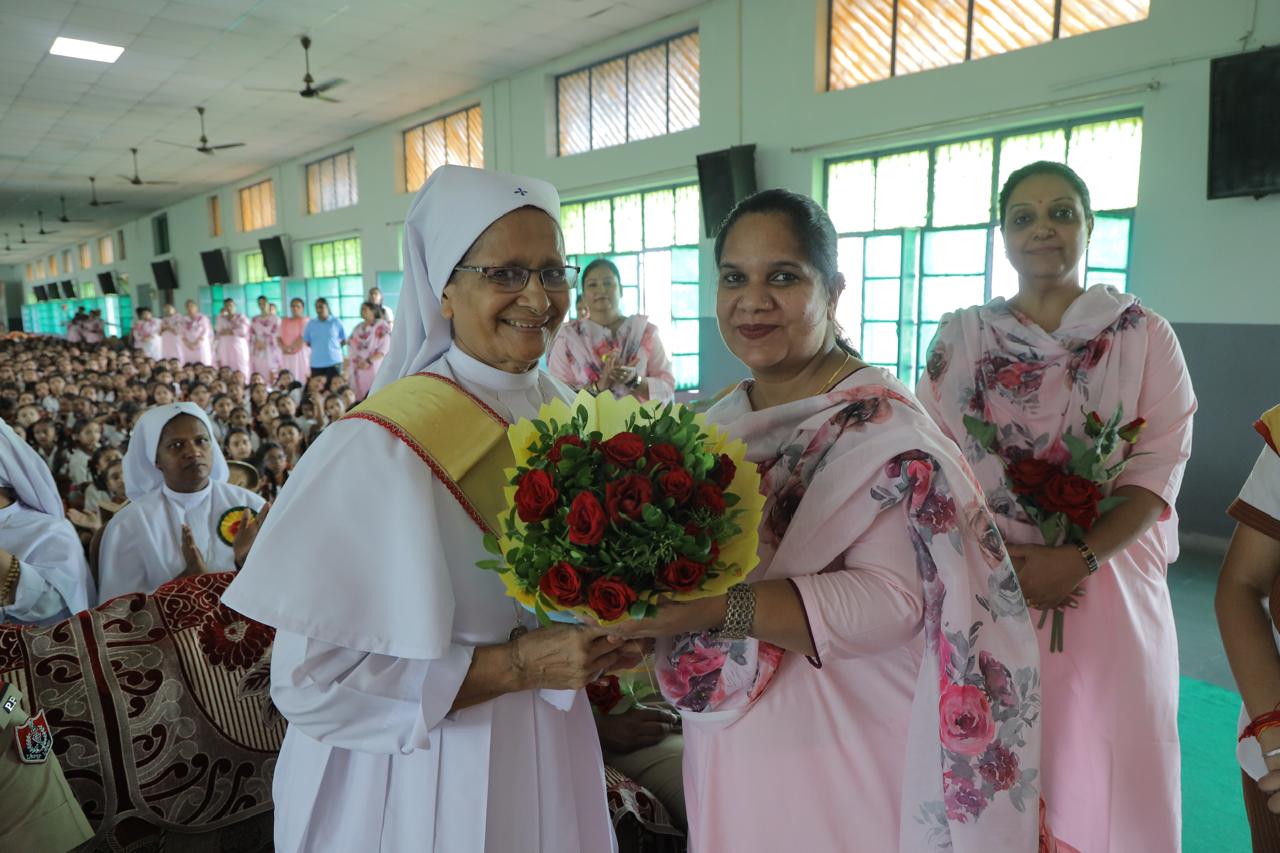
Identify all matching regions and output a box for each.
[217,506,256,547]
[14,709,53,764]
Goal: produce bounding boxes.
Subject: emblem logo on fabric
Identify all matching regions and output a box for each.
[2,693,16,714]
[513,187,528,196]
[14,709,53,764]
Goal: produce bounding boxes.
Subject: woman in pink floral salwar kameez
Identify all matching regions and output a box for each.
[178,299,214,367]
[214,298,251,376]
[250,296,283,382]
[279,297,311,384]
[917,162,1196,853]
[610,190,1063,853]
[346,302,391,399]
[159,303,181,361]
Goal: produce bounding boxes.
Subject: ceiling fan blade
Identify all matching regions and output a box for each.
[244,86,300,93]
[209,143,246,150]
[316,94,342,104]
[90,200,124,206]
[157,140,198,149]
[143,179,179,185]
[117,174,137,182]
[311,78,346,93]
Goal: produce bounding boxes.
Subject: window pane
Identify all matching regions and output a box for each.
[671,319,700,354]
[612,194,643,252]
[675,185,701,244]
[862,321,899,364]
[627,45,667,141]
[921,274,986,321]
[561,204,585,256]
[643,189,675,248]
[971,0,1054,60]
[874,151,928,228]
[1067,117,1142,209]
[558,71,591,155]
[894,0,968,77]
[321,157,337,211]
[1059,0,1149,38]
[446,111,469,165]
[923,228,987,275]
[991,226,1019,299]
[673,354,699,391]
[642,250,673,341]
[584,199,613,253]
[932,139,994,227]
[613,253,639,287]
[620,286,641,317]
[836,236,864,345]
[590,58,627,150]
[424,119,447,176]
[998,130,1067,189]
[671,283,699,318]
[668,33,700,132]
[1087,215,1130,269]
[864,278,900,320]
[1085,269,1127,292]
[828,158,875,233]
[865,234,902,278]
[828,0,893,89]
[670,246,699,283]
[405,127,426,191]
[467,107,484,167]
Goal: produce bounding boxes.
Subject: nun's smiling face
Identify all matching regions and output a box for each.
[441,207,569,373]
[155,414,213,493]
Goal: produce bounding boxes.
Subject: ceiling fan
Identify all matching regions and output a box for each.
[120,148,177,185]
[57,195,93,224]
[246,36,345,102]
[158,106,246,155]
[35,211,59,236]
[88,176,123,207]
[18,223,43,245]
[3,234,11,252]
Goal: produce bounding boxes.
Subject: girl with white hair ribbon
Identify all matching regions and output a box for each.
[97,403,264,603]
[224,166,629,852]
[0,420,93,624]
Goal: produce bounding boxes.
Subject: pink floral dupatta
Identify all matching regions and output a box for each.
[657,370,1044,851]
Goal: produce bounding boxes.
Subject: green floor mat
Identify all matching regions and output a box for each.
[1181,677,1251,852]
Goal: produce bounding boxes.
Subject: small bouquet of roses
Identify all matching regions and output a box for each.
[963,406,1146,651]
[481,390,765,624]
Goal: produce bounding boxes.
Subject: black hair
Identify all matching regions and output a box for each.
[580,258,622,291]
[998,160,1094,228]
[361,301,385,321]
[256,441,286,467]
[712,188,859,357]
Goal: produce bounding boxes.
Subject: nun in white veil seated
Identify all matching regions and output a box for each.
[0,419,93,624]
[96,403,265,603]
[222,166,633,853]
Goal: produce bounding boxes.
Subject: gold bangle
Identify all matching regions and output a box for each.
[1,555,20,606]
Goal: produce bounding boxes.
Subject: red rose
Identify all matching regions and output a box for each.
[712,454,737,489]
[566,492,607,545]
[588,577,638,620]
[696,482,726,516]
[548,434,584,463]
[514,468,558,523]
[599,432,645,467]
[605,473,654,522]
[1039,473,1103,530]
[1084,411,1106,438]
[1006,458,1059,497]
[539,561,584,606]
[586,675,623,713]
[647,442,682,469]
[658,467,695,505]
[659,557,707,592]
[1118,417,1147,443]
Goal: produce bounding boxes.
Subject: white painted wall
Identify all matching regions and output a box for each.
[22,0,1280,329]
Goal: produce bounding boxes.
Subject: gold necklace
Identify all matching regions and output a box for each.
[814,352,852,397]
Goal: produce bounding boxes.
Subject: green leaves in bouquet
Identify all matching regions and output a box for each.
[962,414,998,454]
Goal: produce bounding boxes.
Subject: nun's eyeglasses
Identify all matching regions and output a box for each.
[453,265,580,292]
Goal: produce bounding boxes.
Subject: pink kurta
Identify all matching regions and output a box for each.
[160,314,181,361]
[132,317,163,360]
[548,316,676,404]
[82,318,105,343]
[917,287,1196,853]
[279,317,311,383]
[215,313,251,376]
[346,319,391,399]
[178,314,214,367]
[250,314,283,381]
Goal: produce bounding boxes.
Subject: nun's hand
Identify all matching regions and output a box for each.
[66,508,101,531]
[510,625,643,691]
[233,503,270,570]
[179,523,207,576]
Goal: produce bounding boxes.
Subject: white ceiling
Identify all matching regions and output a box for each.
[0,0,701,265]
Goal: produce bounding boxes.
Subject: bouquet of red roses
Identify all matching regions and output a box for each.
[481,390,764,625]
[964,406,1146,651]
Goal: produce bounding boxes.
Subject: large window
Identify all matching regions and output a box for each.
[238,250,270,284]
[209,195,222,237]
[98,235,114,265]
[828,0,1149,91]
[116,229,126,260]
[307,149,359,214]
[78,243,91,270]
[824,113,1142,381]
[403,106,483,193]
[62,249,72,274]
[561,184,702,391]
[152,213,170,255]
[308,237,361,278]
[238,179,277,232]
[48,254,59,277]
[557,31,700,156]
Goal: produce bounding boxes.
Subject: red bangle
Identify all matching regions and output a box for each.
[1240,708,1280,742]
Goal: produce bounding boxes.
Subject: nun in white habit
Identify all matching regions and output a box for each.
[0,420,93,624]
[222,165,630,853]
[97,403,265,603]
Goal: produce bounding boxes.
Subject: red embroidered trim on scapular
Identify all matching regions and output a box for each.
[346,411,495,535]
